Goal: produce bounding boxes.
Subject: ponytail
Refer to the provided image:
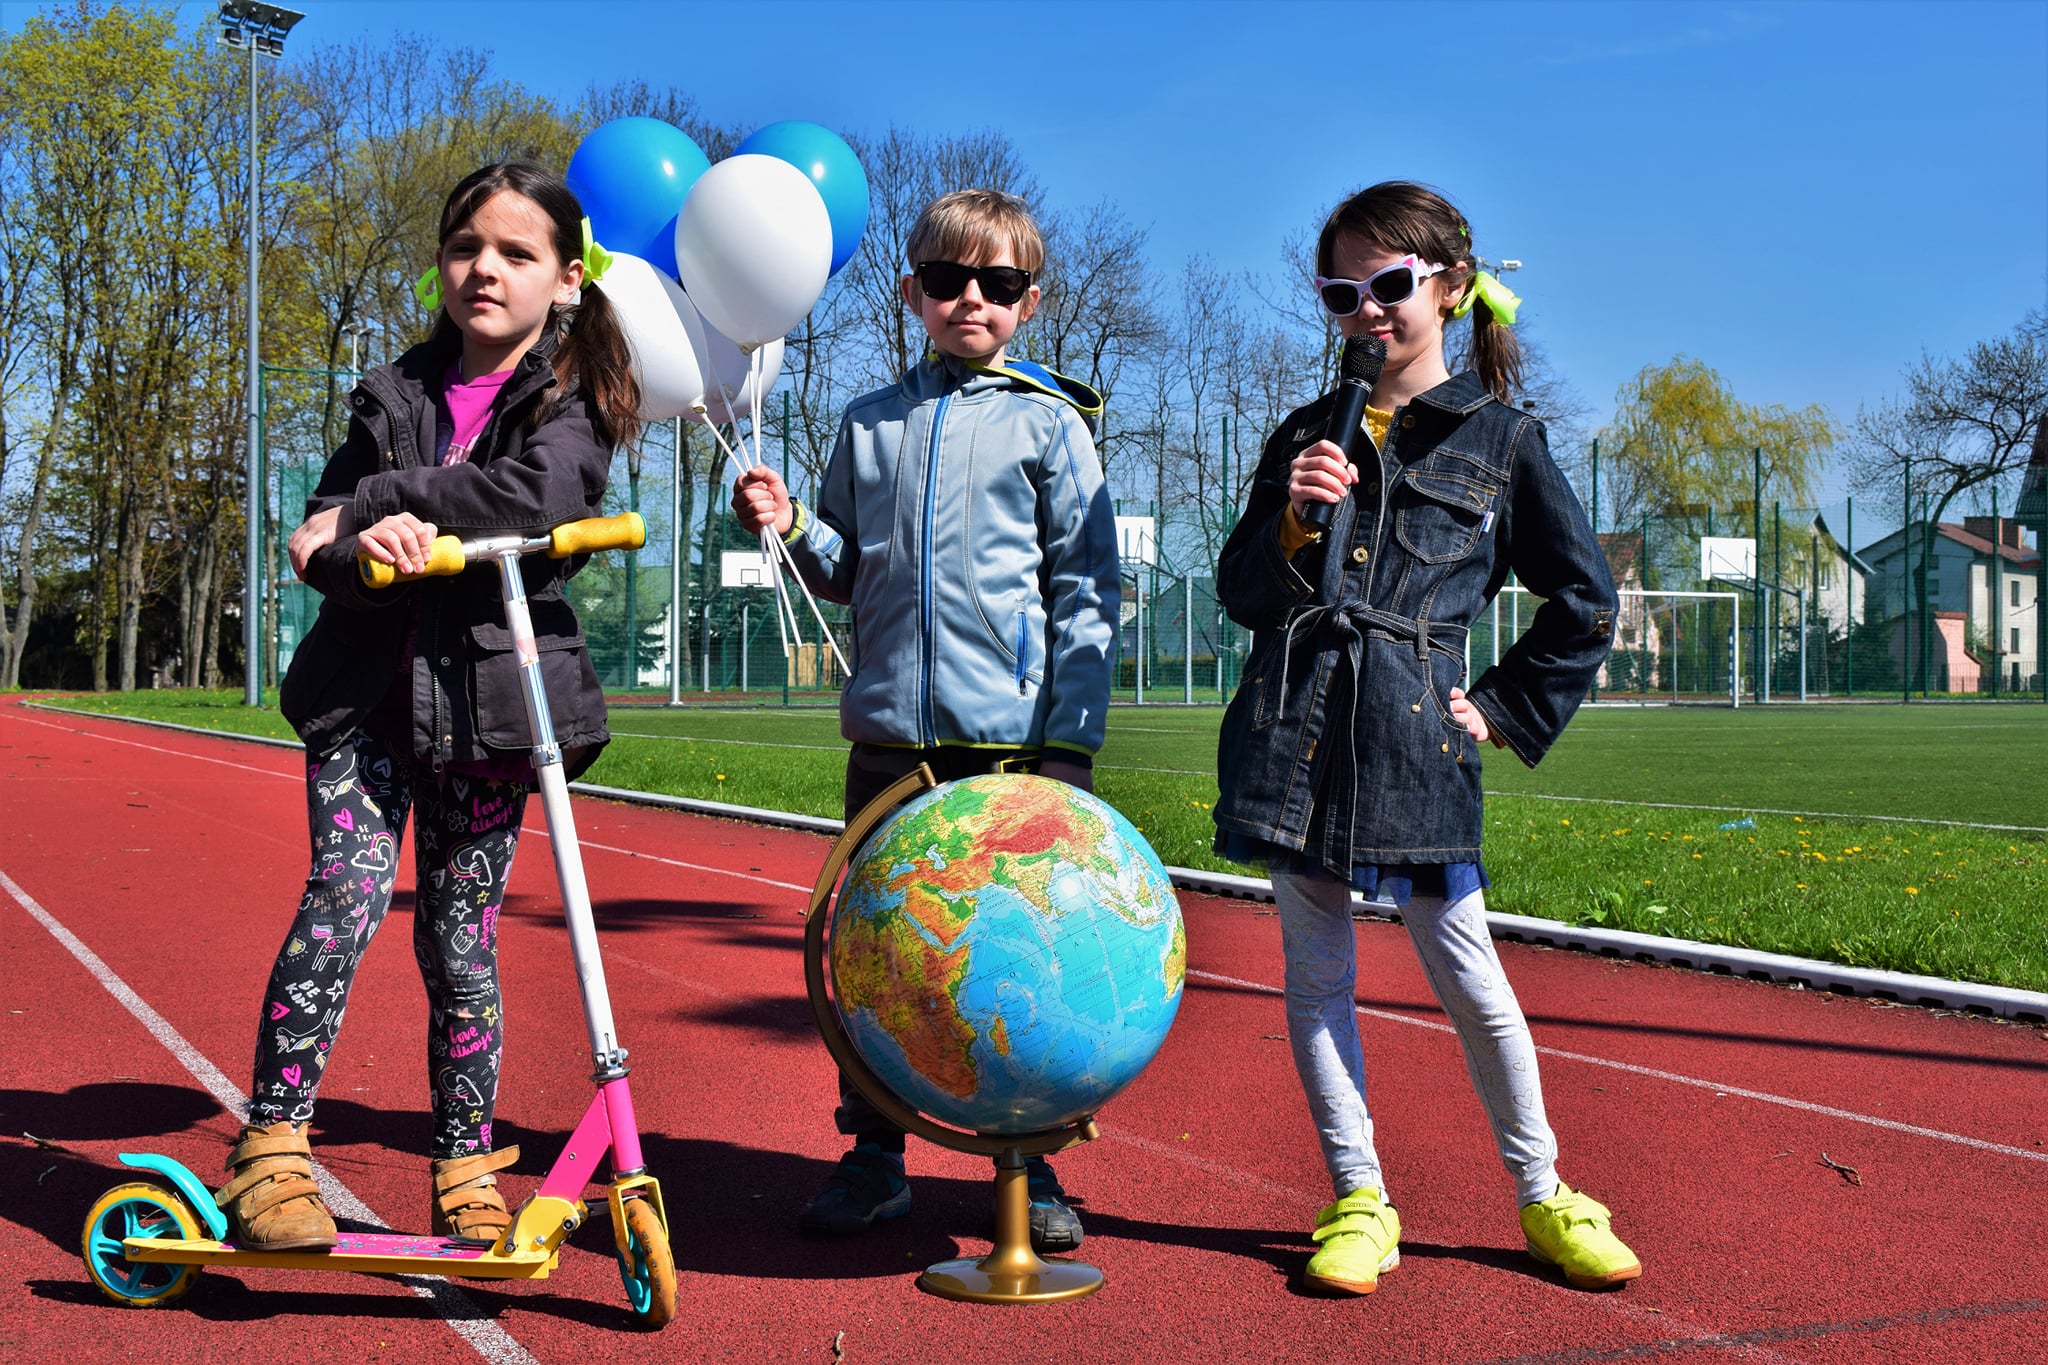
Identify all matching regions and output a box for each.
[1468,293,1522,405]
[544,286,641,450]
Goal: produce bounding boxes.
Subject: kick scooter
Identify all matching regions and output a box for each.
[80,513,676,1328]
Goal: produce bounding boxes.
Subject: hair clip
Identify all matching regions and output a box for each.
[581,218,613,285]
[414,266,443,313]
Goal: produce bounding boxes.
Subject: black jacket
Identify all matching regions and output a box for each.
[1213,370,1616,869]
[280,331,614,778]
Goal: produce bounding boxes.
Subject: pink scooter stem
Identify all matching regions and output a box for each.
[538,1079,646,1200]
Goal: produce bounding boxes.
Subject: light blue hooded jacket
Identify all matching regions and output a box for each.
[782,352,1120,758]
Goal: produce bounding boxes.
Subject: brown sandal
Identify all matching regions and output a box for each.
[431,1146,522,1241]
[215,1121,338,1251]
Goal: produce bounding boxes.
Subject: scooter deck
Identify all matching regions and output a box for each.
[123,1230,560,1279]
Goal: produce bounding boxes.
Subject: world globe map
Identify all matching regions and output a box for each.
[827,774,1186,1136]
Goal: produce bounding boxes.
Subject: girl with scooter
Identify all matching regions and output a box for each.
[233,160,639,1252]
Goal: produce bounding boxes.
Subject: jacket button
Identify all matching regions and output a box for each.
[1350,546,1369,563]
[1401,414,1416,429]
[440,656,452,666]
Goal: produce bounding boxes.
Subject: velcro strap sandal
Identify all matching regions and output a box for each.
[431,1146,522,1240]
[215,1121,338,1252]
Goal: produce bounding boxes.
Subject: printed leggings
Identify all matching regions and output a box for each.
[247,729,526,1158]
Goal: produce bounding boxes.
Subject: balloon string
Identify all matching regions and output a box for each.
[700,382,849,678]
[697,412,794,655]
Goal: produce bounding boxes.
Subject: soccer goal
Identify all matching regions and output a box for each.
[1468,586,1743,706]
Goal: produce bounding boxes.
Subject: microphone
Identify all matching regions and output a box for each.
[1297,335,1388,533]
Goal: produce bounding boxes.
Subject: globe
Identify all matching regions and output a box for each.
[826,773,1186,1137]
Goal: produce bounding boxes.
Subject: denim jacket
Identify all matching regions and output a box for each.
[1212,370,1615,869]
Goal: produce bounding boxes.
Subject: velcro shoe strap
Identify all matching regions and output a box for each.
[1312,1208,1392,1244]
[216,1166,322,1215]
[225,1132,313,1167]
[433,1145,521,1194]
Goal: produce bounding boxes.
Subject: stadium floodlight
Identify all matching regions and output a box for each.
[218,1,306,707]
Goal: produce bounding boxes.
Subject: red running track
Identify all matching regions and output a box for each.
[3,695,2045,1364]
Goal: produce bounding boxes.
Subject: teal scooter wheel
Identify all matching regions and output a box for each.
[614,1196,675,1329]
[82,1180,203,1307]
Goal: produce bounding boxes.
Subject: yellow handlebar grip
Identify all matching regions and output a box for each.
[357,534,468,588]
[550,512,647,558]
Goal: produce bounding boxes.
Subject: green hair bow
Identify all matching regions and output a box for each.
[411,217,613,315]
[1451,269,1520,326]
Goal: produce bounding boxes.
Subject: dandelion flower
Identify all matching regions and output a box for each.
[1905,886,1919,895]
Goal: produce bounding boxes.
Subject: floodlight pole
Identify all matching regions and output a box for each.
[224,1,306,707]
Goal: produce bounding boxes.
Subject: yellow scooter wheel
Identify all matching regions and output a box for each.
[615,1196,675,1329]
[82,1180,203,1307]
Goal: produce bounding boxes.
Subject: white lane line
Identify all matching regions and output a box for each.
[14,713,812,898]
[532,831,815,895]
[1189,969,2048,1166]
[11,712,300,780]
[0,865,540,1365]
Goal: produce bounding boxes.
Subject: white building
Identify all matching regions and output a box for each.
[1860,517,2042,694]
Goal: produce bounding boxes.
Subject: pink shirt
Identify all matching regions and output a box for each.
[435,365,515,465]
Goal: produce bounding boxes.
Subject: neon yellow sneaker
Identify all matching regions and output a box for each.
[1521,1184,1641,1289]
[1303,1187,1401,1296]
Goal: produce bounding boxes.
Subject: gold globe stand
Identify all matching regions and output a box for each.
[804,767,1106,1305]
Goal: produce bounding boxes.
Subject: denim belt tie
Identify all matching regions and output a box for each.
[1274,601,1468,721]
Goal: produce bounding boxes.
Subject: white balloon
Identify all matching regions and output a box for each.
[673,154,831,346]
[683,305,784,425]
[593,252,704,421]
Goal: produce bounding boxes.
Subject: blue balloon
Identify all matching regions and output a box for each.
[734,120,869,275]
[567,118,709,272]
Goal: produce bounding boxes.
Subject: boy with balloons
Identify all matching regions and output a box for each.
[732,189,1121,1253]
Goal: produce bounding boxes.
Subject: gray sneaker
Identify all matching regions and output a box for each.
[1025,1156,1083,1254]
[798,1144,910,1236]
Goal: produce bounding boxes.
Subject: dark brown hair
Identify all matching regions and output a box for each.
[1316,181,1522,402]
[433,162,642,448]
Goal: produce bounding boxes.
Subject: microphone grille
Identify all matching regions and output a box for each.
[1339,334,1388,384]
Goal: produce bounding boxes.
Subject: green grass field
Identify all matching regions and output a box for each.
[31,691,2048,992]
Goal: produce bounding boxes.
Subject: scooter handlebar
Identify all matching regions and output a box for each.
[549,512,646,559]
[355,514,646,588]
[357,535,467,588]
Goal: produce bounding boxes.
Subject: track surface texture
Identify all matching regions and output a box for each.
[4,696,2045,1363]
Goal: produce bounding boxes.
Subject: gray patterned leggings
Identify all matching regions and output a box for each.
[247,729,525,1158]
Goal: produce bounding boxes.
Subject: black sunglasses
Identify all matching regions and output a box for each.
[915,260,1033,307]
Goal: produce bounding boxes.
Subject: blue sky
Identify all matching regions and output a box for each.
[11,0,2047,520]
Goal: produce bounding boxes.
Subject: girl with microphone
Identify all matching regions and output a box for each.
[1212,181,1640,1297]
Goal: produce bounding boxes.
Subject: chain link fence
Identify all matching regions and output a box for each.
[258,392,2044,707]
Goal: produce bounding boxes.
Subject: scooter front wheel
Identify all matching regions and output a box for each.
[615,1195,675,1329]
[82,1180,203,1307]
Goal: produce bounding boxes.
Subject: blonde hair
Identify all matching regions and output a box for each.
[904,189,1045,276]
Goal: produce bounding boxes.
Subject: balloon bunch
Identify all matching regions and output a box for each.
[567,116,866,671]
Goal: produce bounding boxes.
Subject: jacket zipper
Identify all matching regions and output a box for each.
[1358,408,1396,605]
[1015,608,1028,694]
[919,393,951,746]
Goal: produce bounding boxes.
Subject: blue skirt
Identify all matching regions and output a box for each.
[1215,830,1488,908]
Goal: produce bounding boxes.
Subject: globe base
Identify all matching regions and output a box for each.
[917,1257,1104,1304]
[915,1147,1104,1304]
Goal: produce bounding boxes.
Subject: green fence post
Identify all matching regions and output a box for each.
[1845,497,1854,698]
